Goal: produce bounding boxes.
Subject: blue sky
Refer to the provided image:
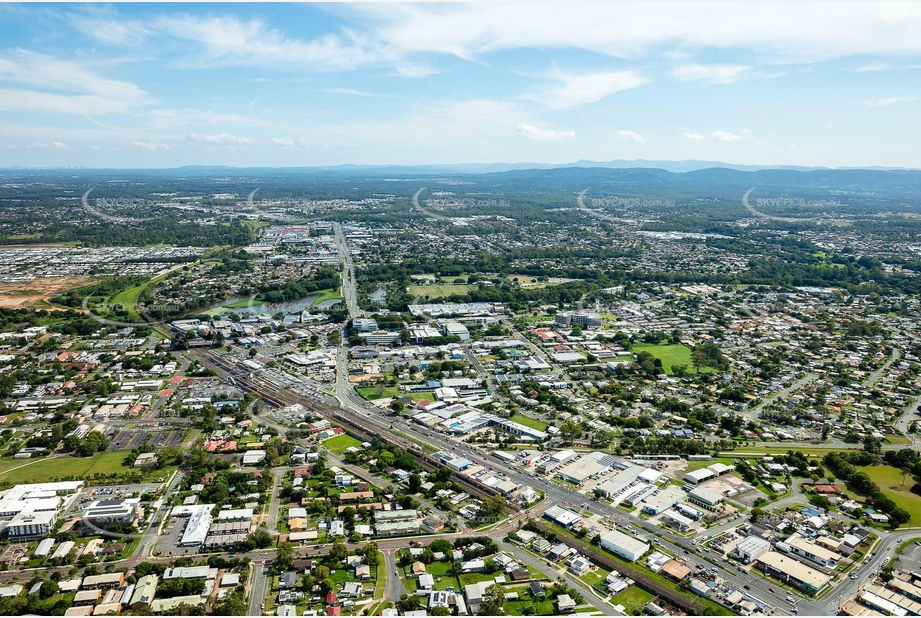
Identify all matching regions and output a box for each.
[1,2,921,168]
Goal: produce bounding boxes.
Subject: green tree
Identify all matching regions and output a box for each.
[479,583,506,615]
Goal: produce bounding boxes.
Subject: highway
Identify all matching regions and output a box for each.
[332,221,362,319]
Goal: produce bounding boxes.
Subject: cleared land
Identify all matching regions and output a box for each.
[0,451,164,484]
[323,434,363,454]
[631,342,711,375]
[857,465,921,517]
[509,413,549,431]
[407,283,474,299]
[611,586,655,614]
[357,385,435,402]
[0,275,97,309]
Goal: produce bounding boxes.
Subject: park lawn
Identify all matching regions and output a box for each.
[310,288,343,306]
[631,343,706,375]
[509,413,549,432]
[407,284,474,299]
[0,451,143,484]
[358,385,401,400]
[323,434,363,455]
[107,269,175,322]
[373,553,386,599]
[611,586,655,614]
[857,465,921,518]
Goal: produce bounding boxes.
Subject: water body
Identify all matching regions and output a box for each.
[203,294,328,316]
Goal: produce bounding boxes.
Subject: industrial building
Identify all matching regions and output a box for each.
[755,551,831,595]
[732,536,772,564]
[599,529,650,562]
[641,485,685,515]
[555,452,617,484]
[687,486,724,510]
[661,510,694,532]
[544,506,582,528]
[786,535,841,568]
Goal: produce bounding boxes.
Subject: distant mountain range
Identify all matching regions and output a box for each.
[171,159,916,175]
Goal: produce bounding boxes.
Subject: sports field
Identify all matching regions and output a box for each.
[631,342,707,374]
[407,283,474,299]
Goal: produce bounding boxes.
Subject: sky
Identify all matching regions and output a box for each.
[1,2,921,169]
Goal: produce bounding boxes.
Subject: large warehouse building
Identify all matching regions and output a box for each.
[755,551,831,595]
[600,530,650,562]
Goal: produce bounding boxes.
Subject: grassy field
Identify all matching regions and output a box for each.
[357,385,434,403]
[0,451,164,484]
[723,446,859,457]
[310,288,343,306]
[611,586,655,614]
[323,434,363,455]
[509,413,549,431]
[407,283,474,299]
[631,342,705,375]
[106,269,175,322]
[857,465,921,518]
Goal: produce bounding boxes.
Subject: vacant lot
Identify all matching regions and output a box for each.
[407,283,474,299]
[611,586,655,614]
[857,465,921,517]
[323,434,363,455]
[0,275,96,309]
[509,413,549,431]
[631,342,710,375]
[0,451,141,484]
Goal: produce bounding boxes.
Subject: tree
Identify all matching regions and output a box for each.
[431,606,451,616]
[377,451,395,468]
[361,542,380,567]
[559,420,582,444]
[479,583,506,615]
[275,542,294,573]
[39,580,59,600]
[408,473,422,493]
[329,540,348,564]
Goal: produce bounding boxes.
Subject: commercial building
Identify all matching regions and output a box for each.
[5,510,55,541]
[732,536,772,564]
[688,486,724,510]
[555,311,602,329]
[82,498,140,528]
[641,485,685,515]
[556,452,615,484]
[170,504,215,547]
[544,506,582,528]
[661,510,694,532]
[755,552,831,595]
[786,535,841,568]
[600,530,650,562]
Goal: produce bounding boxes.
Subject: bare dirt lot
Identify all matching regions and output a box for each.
[0,276,96,308]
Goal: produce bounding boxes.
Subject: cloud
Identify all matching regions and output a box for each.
[516,124,575,141]
[850,62,921,72]
[152,14,388,70]
[186,133,251,145]
[528,69,648,109]
[392,63,441,78]
[670,63,750,84]
[864,95,921,107]
[358,4,921,65]
[683,131,706,141]
[25,142,48,149]
[133,141,168,151]
[618,130,646,144]
[52,141,70,149]
[711,129,752,142]
[321,88,381,97]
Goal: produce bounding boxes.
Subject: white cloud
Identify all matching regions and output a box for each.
[133,141,168,151]
[186,133,250,145]
[682,131,706,141]
[271,137,296,147]
[618,130,646,144]
[392,63,441,78]
[864,95,921,107]
[152,14,387,70]
[711,129,752,142]
[528,70,648,109]
[52,141,70,149]
[25,142,48,149]
[516,124,575,141]
[358,4,921,65]
[670,63,750,84]
[322,88,380,97]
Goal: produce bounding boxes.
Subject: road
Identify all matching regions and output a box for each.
[332,222,362,319]
[743,372,819,422]
[864,349,899,388]
[412,188,454,221]
[248,561,270,616]
[134,469,184,559]
[383,550,406,602]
